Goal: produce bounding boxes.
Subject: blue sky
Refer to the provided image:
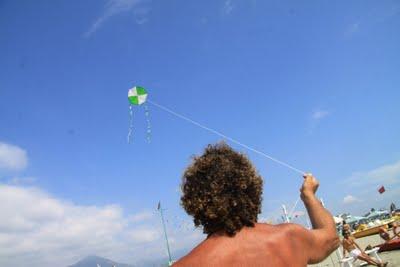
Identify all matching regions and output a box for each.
[1,1,400,266]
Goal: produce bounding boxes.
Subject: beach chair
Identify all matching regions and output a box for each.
[339,247,382,267]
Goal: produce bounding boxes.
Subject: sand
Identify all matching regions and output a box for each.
[310,234,400,267]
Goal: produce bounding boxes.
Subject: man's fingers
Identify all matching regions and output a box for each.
[303,172,313,179]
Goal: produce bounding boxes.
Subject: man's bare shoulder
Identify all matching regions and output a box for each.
[173,223,310,266]
[255,223,309,238]
[227,223,308,242]
[253,222,302,231]
[258,222,315,250]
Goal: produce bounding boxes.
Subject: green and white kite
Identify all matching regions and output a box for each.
[127,86,151,143]
[128,86,148,105]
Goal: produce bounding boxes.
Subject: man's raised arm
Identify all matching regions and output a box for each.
[300,173,340,263]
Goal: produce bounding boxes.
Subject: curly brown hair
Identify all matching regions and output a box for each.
[181,142,263,236]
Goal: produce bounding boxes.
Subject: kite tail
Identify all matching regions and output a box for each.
[127,104,134,143]
[144,103,152,143]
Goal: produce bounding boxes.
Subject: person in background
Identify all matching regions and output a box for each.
[392,222,399,237]
[173,143,340,267]
[342,221,351,233]
[378,227,390,242]
[390,202,396,214]
[342,229,387,267]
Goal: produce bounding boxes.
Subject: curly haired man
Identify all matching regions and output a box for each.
[173,143,339,267]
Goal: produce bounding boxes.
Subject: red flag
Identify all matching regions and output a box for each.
[378,186,385,194]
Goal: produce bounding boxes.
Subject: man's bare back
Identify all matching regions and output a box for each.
[174,223,312,267]
[174,174,340,267]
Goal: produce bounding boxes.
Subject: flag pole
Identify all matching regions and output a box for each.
[158,201,173,266]
[282,204,290,223]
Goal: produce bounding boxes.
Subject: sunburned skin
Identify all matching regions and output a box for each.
[392,222,399,239]
[174,223,310,267]
[173,174,340,267]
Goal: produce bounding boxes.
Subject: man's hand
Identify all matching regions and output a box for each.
[300,173,319,201]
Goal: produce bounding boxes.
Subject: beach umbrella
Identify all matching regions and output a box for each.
[333,216,343,224]
[345,216,366,225]
[366,210,389,220]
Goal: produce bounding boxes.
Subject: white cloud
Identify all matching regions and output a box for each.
[345,22,360,35]
[129,210,154,223]
[133,5,151,25]
[343,195,359,204]
[223,0,235,15]
[0,142,28,171]
[128,228,160,243]
[0,184,204,267]
[308,109,331,134]
[8,176,36,185]
[311,110,330,120]
[0,185,124,266]
[347,160,400,187]
[84,0,149,37]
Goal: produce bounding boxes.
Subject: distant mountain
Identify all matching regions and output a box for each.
[68,255,135,267]
[69,247,191,267]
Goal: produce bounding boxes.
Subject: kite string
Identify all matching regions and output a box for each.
[289,197,301,217]
[148,99,305,175]
[144,103,152,143]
